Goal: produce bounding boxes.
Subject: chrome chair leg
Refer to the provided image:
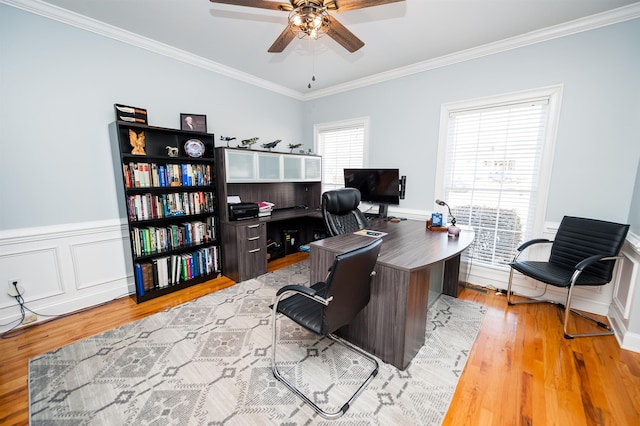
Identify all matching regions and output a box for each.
[563,284,614,339]
[271,312,378,419]
[507,268,544,306]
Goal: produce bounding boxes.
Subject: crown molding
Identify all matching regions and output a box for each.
[3,0,639,101]
[0,0,305,100]
[304,3,640,100]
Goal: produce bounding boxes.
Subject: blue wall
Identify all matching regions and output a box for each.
[1,4,639,233]
[0,5,305,230]
[303,20,640,227]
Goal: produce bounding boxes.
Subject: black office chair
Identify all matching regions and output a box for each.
[271,238,382,419]
[507,216,629,339]
[321,188,368,236]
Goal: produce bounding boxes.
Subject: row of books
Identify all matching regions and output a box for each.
[123,162,212,188]
[126,192,215,221]
[134,246,220,295]
[131,218,216,257]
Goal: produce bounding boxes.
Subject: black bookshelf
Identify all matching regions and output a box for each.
[110,121,221,303]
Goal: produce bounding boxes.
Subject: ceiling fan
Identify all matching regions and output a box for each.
[209,0,405,53]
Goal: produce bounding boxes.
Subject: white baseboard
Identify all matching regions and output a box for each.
[0,220,133,332]
[2,218,638,355]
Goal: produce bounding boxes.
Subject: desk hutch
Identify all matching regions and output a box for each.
[215,147,325,282]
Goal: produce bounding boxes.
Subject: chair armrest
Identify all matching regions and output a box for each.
[274,284,333,306]
[517,238,552,252]
[276,284,317,297]
[575,254,623,271]
[512,238,553,262]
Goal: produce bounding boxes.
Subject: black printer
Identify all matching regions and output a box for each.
[229,203,259,221]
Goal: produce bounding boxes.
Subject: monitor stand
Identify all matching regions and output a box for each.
[378,203,389,219]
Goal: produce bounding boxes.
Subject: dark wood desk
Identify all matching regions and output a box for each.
[309,219,474,370]
[222,208,323,282]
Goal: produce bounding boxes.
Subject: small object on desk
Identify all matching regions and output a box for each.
[430,226,449,232]
[431,213,443,227]
[354,229,388,238]
[427,217,447,232]
[448,225,461,237]
[228,202,259,221]
[257,201,275,217]
[389,217,400,223]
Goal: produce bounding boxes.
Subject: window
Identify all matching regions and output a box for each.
[314,118,368,193]
[436,86,562,269]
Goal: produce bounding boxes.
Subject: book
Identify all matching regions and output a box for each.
[134,263,144,296]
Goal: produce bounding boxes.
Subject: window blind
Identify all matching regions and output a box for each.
[317,124,365,192]
[444,99,550,267]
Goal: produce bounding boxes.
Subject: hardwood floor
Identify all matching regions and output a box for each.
[1,252,638,425]
[443,289,640,426]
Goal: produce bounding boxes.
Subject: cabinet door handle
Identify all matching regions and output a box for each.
[247,236,261,241]
[248,248,261,253]
[247,224,260,229]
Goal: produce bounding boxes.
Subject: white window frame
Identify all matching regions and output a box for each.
[313,117,370,193]
[434,85,563,285]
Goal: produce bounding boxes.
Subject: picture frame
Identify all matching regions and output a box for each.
[180,113,207,132]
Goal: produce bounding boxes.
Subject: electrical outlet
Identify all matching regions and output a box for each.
[7,279,25,297]
[23,313,37,324]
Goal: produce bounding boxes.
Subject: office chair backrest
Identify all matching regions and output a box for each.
[320,238,382,335]
[550,216,629,281]
[322,188,368,236]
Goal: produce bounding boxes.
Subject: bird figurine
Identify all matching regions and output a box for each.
[262,139,282,151]
[220,136,236,147]
[239,137,259,149]
[288,143,302,152]
[129,129,146,155]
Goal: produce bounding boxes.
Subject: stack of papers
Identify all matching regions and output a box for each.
[257,201,274,217]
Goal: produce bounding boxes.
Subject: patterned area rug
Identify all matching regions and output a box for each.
[29,261,486,425]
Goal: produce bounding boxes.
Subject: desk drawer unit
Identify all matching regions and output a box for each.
[222,222,267,282]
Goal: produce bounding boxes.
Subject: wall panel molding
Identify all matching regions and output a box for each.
[0,220,132,332]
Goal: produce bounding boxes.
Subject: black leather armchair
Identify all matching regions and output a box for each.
[271,238,382,419]
[321,188,368,236]
[507,216,629,338]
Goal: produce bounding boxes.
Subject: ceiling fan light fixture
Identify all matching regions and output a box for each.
[288,4,330,40]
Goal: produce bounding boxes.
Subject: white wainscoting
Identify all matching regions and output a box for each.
[0,220,133,333]
[466,221,640,353]
[488,221,617,316]
[2,217,638,353]
[609,232,640,353]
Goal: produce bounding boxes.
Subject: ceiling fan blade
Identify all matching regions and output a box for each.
[209,0,290,11]
[268,27,296,52]
[326,16,364,52]
[326,0,404,12]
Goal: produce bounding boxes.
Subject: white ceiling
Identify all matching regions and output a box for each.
[17,0,640,97]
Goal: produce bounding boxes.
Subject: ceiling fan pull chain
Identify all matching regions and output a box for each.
[308,37,317,89]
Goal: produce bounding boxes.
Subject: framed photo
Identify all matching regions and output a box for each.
[180,113,207,132]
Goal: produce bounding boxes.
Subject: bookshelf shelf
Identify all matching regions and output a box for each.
[110,121,222,303]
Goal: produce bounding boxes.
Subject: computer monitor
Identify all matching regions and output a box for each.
[343,168,401,218]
